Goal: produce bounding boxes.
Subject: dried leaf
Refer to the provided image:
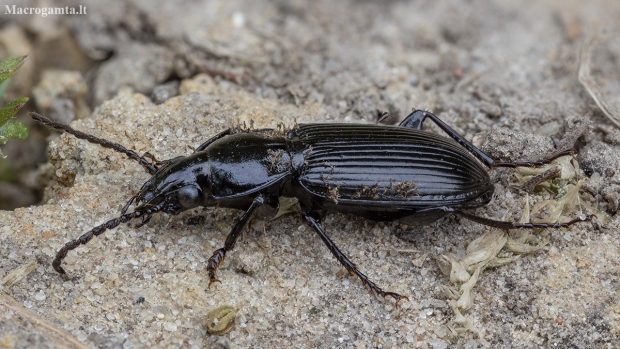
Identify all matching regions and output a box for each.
[2,261,38,287]
[578,33,620,128]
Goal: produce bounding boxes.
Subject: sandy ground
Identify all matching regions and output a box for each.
[1,0,620,348]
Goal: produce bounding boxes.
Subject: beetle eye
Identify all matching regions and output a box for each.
[178,186,202,208]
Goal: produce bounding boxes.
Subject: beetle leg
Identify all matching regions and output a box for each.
[430,206,593,229]
[397,110,426,130]
[376,111,398,125]
[121,194,138,215]
[399,110,498,167]
[453,209,594,229]
[400,110,576,169]
[206,194,278,288]
[302,212,409,307]
[135,213,153,228]
[141,151,166,167]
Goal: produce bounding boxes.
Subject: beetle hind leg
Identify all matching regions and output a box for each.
[302,212,408,306]
[398,110,578,169]
[453,209,594,230]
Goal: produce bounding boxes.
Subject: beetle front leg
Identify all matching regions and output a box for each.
[206,194,279,288]
[302,212,409,306]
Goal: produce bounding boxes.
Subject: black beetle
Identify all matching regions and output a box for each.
[30,109,591,304]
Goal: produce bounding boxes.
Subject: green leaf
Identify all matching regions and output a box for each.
[0,78,10,98]
[0,97,29,125]
[0,119,28,140]
[0,56,29,158]
[0,55,28,86]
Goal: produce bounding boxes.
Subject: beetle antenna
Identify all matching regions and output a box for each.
[29,112,159,175]
[52,201,166,275]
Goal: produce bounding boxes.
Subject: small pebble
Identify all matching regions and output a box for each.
[164,322,177,331]
[34,291,46,301]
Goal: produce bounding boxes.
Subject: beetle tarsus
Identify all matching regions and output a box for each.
[390,294,410,309]
[205,195,275,288]
[590,215,600,230]
[453,209,593,230]
[206,248,226,288]
[207,279,222,289]
[302,212,407,306]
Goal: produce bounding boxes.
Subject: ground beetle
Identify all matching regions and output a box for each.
[30,109,592,304]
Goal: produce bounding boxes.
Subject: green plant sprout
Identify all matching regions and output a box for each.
[0,54,29,158]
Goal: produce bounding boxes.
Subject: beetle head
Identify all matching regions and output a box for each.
[125,155,212,218]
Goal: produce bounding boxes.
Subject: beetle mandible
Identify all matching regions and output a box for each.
[30,109,592,304]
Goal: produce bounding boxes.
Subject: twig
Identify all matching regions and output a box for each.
[578,33,620,128]
[0,294,89,349]
[521,166,561,193]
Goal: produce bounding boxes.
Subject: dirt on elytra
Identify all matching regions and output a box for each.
[1,0,620,348]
